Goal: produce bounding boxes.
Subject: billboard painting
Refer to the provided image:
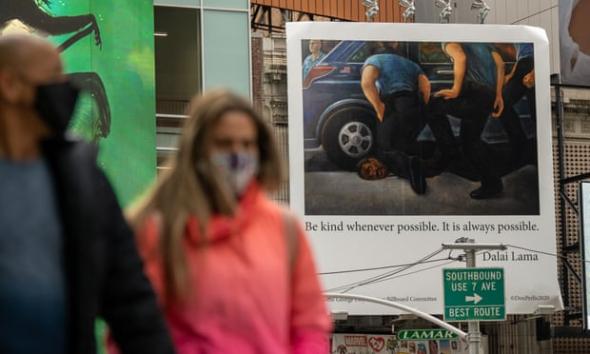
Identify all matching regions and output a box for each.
[301,38,538,216]
[288,22,561,315]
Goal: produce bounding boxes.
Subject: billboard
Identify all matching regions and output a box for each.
[559,0,590,86]
[331,333,473,354]
[332,334,398,354]
[0,0,157,206]
[287,22,562,315]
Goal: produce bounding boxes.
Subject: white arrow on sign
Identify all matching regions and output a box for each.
[465,293,483,305]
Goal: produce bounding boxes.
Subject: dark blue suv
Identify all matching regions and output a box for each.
[302,40,535,169]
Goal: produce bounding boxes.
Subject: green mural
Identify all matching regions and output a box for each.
[1,0,156,206]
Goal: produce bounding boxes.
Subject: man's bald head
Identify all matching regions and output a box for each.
[0,34,60,74]
[0,36,64,157]
[0,34,63,108]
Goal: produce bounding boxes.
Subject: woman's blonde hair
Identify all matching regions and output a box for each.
[129,89,283,302]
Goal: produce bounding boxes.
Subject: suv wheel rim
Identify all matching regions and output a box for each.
[338,121,373,158]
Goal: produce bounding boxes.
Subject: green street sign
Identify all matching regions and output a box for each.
[443,268,506,322]
[397,329,458,341]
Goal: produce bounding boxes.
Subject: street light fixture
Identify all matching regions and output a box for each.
[471,0,491,24]
[399,0,416,22]
[362,0,380,21]
[435,0,453,23]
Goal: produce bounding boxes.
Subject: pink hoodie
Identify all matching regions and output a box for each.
[136,183,332,354]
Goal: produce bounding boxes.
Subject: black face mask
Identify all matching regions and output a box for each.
[34,81,80,136]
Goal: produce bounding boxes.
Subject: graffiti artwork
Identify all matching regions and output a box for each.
[1,0,110,141]
[0,0,157,206]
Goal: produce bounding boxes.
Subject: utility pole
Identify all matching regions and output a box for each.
[442,239,507,354]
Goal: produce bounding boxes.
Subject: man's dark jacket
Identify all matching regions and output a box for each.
[42,137,174,354]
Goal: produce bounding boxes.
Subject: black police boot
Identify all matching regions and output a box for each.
[408,156,427,195]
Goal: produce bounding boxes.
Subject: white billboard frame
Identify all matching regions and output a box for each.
[287,22,563,315]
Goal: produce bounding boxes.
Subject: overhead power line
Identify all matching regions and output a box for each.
[319,257,455,276]
[326,247,445,293]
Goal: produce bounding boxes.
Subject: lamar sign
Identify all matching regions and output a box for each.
[397,329,458,341]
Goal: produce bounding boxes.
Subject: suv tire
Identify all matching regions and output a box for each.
[321,106,376,170]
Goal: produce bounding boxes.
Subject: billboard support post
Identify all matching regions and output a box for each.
[465,248,481,354]
[551,75,585,325]
[442,240,508,354]
[554,76,570,312]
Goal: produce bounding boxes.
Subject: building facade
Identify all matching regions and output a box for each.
[251,1,590,354]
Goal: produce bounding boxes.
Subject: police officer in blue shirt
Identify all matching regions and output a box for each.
[361,43,431,194]
[496,42,536,166]
[427,42,505,199]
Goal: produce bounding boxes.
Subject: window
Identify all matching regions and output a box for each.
[154,5,201,173]
[418,42,451,64]
[155,6,201,115]
[349,42,371,63]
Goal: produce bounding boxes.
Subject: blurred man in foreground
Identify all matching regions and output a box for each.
[0,34,174,354]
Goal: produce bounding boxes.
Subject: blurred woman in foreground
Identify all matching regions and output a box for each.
[129,89,331,354]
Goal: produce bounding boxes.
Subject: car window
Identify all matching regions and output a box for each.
[418,42,451,64]
[349,43,371,63]
[301,40,340,61]
[349,41,411,63]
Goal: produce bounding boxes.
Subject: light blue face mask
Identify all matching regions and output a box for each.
[211,152,259,197]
